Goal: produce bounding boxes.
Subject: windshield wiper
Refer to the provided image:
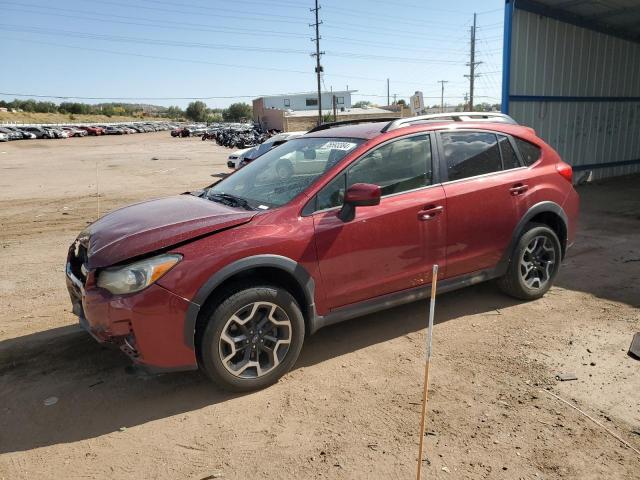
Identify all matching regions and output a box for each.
[208,192,255,210]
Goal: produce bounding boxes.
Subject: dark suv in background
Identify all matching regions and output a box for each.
[66,112,579,391]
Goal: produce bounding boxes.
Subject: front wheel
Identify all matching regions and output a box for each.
[497,223,562,300]
[199,284,305,392]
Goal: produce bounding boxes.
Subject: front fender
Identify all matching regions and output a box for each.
[182,254,317,348]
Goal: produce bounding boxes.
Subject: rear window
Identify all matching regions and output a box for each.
[515,138,542,166]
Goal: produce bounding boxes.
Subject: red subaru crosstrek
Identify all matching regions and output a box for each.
[66,113,579,391]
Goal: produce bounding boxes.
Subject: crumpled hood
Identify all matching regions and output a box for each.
[83,194,255,269]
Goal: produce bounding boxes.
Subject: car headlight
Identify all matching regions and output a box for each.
[97,254,182,295]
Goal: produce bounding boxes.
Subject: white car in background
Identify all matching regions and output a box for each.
[227,147,253,169]
[231,131,307,170]
[0,132,8,142]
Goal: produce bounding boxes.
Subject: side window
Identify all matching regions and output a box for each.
[498,135,521,170]
[347,135,432,196]
[515,138,542,166]
[441,132,502,181]
[316,173,346,210]
[312,135,432,212]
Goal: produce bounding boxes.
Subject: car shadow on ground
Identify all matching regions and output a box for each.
[553,177,640,308]
[0,282,518,454]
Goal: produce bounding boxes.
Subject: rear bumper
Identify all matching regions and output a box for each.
[563,187,580,247]
[66,266,198,371]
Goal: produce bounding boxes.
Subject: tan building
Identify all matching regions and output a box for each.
[253,95,405,132]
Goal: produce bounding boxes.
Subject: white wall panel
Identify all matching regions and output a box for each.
[508,8,640,178]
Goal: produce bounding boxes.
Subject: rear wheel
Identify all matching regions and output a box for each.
[199,284,305,392]
[497,223,561,300]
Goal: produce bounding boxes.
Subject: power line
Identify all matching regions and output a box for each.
[0,3,310,39]
[0,91,499,101]
[0,24,468,65]
[0,4,479,55]
[0,34,465,89]
[1,0,483,45]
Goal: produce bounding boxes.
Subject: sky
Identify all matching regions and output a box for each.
[0,0,505,109]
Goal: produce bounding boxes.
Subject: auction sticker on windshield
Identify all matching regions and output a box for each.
[320,141,358,150]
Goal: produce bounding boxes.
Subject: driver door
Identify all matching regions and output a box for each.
[310,134,447,309]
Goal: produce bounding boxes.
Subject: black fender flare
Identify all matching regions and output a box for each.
[496,201,568,275]
[183,254,317,348]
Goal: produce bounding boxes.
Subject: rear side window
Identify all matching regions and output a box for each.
[441,132,501,181]
[498,135,521,169]
[515,138,542,166]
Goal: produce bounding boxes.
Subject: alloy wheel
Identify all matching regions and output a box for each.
[219,302,292,378]
[519,235,556,289]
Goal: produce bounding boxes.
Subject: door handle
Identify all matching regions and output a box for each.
[418,205,444,221]
[509,183,529,195]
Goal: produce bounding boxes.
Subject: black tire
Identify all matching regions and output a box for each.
[199,283,305,392]
[497,223,562,300]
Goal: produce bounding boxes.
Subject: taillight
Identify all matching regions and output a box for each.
[556,162,573,183]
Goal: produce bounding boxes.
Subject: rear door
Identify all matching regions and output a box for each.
[438,130,527,278]
[310,133,447,309]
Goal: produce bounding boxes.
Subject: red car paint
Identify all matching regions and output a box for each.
[66,119,579,372]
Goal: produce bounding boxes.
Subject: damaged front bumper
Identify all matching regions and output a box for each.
[65,255,199,373]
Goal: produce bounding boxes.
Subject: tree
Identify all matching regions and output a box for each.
[207,113,224,123]
[165,105,184,119]
[353,100,372,108]
[396,99,406,106]
[185,101,208,122]
[222,103,252,122]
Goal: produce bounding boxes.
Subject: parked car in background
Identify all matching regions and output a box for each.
[21,126,52,139]
[0,132,8,142]
[0,127,23,141]
[227,147,253,169]
[104,126,124,135]
[62,127,88,137]
[78,126,104,136]
[6,127,36,139]
[44,127,67,139]
[66,113,579,391]
[237,131,307,169]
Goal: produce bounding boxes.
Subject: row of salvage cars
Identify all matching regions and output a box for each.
[0,122,178,141]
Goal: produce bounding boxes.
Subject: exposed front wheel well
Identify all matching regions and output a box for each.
[193,267,310,363]
[527,211,567,258]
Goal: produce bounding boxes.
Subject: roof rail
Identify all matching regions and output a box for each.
[381,112,518,132]
[307,117,401,134]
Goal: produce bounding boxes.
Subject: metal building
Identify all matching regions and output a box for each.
[502,0,640,179]
[254,90,354,112]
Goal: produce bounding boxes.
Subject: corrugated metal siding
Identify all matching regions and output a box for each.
[509,9,640,179]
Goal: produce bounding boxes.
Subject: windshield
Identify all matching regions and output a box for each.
[208,137,364,209]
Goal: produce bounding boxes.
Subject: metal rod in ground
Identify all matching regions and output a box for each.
[416,264,439,480]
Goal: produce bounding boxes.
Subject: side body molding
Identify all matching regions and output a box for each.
[496,200,568,275]
[183,255,317,348]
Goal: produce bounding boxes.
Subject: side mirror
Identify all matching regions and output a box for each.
[338,183,381,222]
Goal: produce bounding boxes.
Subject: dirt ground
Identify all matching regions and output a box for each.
[0,132,638,480]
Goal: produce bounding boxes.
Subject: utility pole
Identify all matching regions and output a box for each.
[387,78,390,106]
[310,0,324,125]
[438,80,449,113]
[465,13,481,111]
[393,93,397,105]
